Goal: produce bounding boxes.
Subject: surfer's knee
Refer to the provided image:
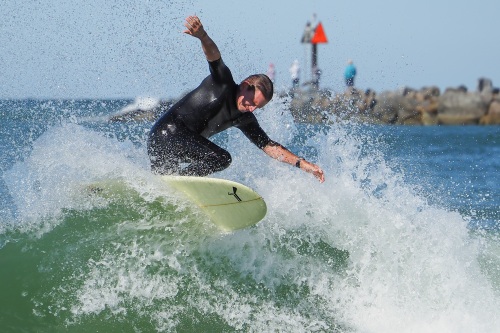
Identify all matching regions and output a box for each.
[204,149,231,173]
[204,149,232,174]
[216,150,232,171]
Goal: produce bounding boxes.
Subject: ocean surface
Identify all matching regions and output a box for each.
[0,98,499,332]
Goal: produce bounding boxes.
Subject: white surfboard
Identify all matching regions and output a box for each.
[86,176,267,232]
[160,176,267,231]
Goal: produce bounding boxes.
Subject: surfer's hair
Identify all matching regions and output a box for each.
[242,74,274,102]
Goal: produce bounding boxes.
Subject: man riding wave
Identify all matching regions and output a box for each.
[148,16,325,183]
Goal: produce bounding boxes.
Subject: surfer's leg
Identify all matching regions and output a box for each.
[178,135,232,176]
[147,131,179,175]
[147,121,231,176]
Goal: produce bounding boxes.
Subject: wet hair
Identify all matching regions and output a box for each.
[242,74,274,102]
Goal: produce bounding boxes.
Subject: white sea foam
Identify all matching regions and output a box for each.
[3,96,500,332]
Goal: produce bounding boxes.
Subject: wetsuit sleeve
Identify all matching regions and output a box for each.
[235,113,272,149]
[208,58,234,85]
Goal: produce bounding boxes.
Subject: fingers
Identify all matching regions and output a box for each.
[316,169,325,183]
[184,15,203,36]
[304,160,325,183]
[184,15,200,29]
[311,165,325,183]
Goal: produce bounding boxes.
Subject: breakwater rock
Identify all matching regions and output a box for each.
[288,77,500,125]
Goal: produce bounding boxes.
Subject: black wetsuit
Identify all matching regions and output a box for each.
[147,58,272,176]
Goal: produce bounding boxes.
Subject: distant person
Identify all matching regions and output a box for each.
[312,66,321,90]
[289,59,300,89]
[147,16,325,183]
[300,21,314,43]
[266,63,276,82]
[344,59,357,87]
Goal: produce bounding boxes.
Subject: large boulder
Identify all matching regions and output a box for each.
[396,98,421,125]
[480,99,500,125]
[478,77,493,93]
[477,77,494,105]
[289,90,331,123]
[372,92,397,124]
[373,92,419,124]
[417,99,439,125]
[437,90,488,125]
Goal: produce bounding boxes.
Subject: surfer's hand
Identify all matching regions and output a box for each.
[183,15,208,39]
[184,15,221,62]
[301,160,325,183]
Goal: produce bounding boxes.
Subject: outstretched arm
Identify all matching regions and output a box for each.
[263,142,325,183]
[183,15,221,62]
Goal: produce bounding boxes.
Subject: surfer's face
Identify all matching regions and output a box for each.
[237,83,268,112]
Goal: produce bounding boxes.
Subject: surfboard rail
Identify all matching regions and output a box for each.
[160,176,267,231]
[85,176,267,231]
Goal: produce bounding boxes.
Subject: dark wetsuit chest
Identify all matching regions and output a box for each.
[178,79,243,138]
[151,58,271,149]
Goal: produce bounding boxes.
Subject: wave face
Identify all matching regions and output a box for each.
[1,98,499,332]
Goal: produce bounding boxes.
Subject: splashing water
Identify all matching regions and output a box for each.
[1,97,499,332]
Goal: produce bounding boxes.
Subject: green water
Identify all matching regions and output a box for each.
[1,99,499,332]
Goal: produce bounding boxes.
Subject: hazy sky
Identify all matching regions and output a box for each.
[1,0,499,99]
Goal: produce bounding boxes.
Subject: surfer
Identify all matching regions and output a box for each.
[147,15,325,183]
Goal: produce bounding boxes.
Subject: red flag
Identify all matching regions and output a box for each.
[311,22,328,44]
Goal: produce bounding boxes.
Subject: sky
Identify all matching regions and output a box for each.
[1,0,499,99]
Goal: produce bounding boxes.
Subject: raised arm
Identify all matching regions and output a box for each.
[263,142,325,183]
[183,16,221,62]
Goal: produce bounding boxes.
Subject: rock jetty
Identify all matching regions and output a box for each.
[289,77,500,125]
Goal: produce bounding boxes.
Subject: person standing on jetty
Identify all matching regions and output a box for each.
[290,59,300,89]
[147,16,325,183]
[266,63,276,83]
[344,59,357,88]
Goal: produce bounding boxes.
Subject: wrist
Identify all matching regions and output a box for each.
[295,157,304,168]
